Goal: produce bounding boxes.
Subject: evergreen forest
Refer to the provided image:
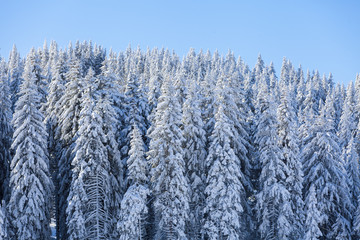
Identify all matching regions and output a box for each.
[0,40,359,240]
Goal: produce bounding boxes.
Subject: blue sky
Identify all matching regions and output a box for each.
[1,0,359,84]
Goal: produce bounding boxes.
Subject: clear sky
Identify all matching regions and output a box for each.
[1,0,359,84]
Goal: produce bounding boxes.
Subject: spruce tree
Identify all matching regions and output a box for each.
[277,84,304,239]
[148,75,189,239]
[66,68,112,239]
[338,82,359,237]
[255,79,293,240]
[203,76,246,240]
[0,60,11,202]
[338,82,356,149]
[8,44,23,112]
[44,51,68,229]
[182,80,206,239]
[280,57,289,85]
[343,136,360,239]
[118,124,149,240]
[8,52,53,239]
[98,57,125,238]
[304,185,322,240]
[302,103,351,239]
[24,48,47,108]
[56,55,84,239]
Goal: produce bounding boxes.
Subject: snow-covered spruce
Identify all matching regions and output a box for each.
[302,99,352,239]
[56,54,84,240]
[8,51,53,240]
[0,60,12,202]
[182,79,207,240]
[66,68,113,239]
[148,74,189,240]
[203,75,247,240]
[2,42,360,239]
[276,83,305,239]
[118,124,149,240]
[255,78,293,240]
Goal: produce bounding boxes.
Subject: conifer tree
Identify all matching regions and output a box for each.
[96,89,123,239]
[146,55,163,149]
[125,71,149,141]
[119,124,149,240]
[45,52,67,223]
[304,185,322,240]
[39,40,49,72]
[200,69,217,141]
[182,80,207,239]
[0,60,11,202]
[98,57,125,234]
[66,68,112,239]
[338,82,356,148]
[148,75,189,239]
[333,83,344,131]
[296,65,306,113]
[280,57,289,85]
[299,76,318,147]
[254,54,265,84]
[343,136,360,239]
[120,71,150,194]
[228,66,255,236]
[8,52,53,239]
[277,84,304,239]
[203,76,246,240]
[8,45,23,112]
[338,83,359,232]
[255,78,293,240]
[24,48,47,107]
[147,55,162,113]
[302,103,351,239]
[56,55,84,239]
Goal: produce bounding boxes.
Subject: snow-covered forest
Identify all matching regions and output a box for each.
[0,40,359,240]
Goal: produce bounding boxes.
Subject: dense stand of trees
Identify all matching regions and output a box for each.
[0,40,359,239]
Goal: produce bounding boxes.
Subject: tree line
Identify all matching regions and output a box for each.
[0,40,359,239]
